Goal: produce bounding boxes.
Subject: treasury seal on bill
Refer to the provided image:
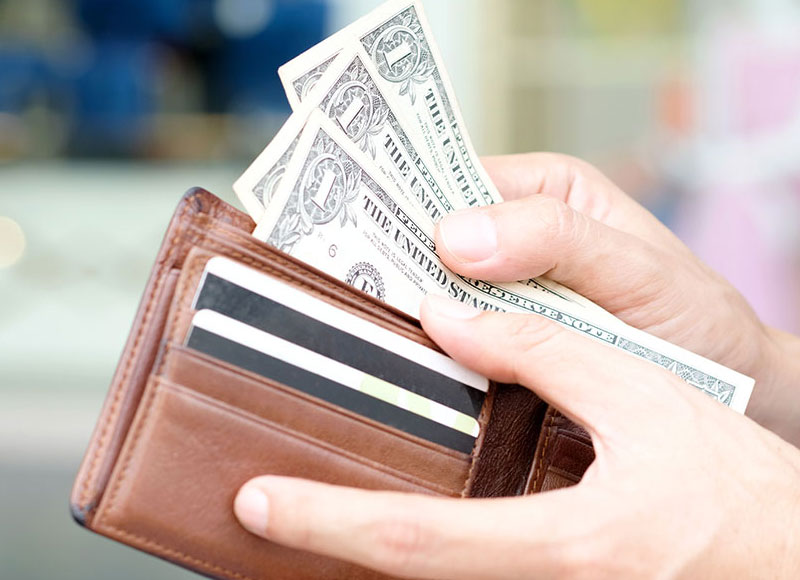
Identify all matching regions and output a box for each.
[346,261,386,300]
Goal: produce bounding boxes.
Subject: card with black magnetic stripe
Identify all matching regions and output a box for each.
[194,272,485,418]
[186,325,476,453]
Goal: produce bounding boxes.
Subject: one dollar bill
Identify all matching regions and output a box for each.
[277,0,608,315]
[251,109,755,413]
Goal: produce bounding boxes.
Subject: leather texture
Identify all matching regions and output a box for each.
[527,409,595,493]
[71,189,594,579]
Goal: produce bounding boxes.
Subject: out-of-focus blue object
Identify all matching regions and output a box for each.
[0,46,49,113]
[40,0,330,156]
[66,41,162,156]
[208,0,328,113]
[76,0,210,43]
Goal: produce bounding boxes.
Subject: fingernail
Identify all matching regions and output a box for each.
[425,294,481,319]
[234,485,269,535]
[439,211,497,262]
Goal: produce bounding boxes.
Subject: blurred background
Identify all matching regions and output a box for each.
[1,0,799,578]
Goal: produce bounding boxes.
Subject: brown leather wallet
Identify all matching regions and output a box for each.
[70,188,595,579]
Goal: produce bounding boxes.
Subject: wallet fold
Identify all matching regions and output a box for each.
[71,188,594,580]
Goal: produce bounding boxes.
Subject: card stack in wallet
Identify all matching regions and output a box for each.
[70,189,596,580]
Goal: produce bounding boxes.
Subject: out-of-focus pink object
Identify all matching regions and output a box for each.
[730,34,800,136]
[675,188,800,333]
[675,20,800,333]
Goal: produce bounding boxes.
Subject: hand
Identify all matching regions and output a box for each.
[437,153,800,446]
[234,295,800,578]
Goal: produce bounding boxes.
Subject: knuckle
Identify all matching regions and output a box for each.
[535,197,578,246]
[558,152,596,179]
[629,246,672,292]
[364,513,433,575]
[506,316,564,381]
[508,315,563,353]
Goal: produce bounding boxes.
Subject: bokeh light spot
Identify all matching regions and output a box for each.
[0,216,26,268]
[215,0,274,39]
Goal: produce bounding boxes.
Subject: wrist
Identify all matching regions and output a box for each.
[763,327,800,394]
[745,327,800,446]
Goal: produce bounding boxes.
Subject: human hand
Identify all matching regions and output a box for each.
[436,153,800,446]
[234,295,800,578]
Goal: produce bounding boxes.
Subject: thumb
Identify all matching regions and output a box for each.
[434,195,674,315]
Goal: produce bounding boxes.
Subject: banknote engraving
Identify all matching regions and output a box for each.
[365,10,435,103]
[252,136,301,206]
[618,338,736,405]
[282,36,592,306]
[346,261,386,300]
[291,54,339,103]
[319,53,455,220]
[326,75,390,158]
[361,5,490,207]
[268,129,360,252]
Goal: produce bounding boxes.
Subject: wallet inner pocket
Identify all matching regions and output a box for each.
[161,343,473,495]
[94,377,437,580]
[186,230,435,347]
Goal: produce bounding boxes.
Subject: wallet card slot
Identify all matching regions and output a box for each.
[161,342,472,494]
[198,224,431,345]
[153,242,488,492]
[94,376,430,580]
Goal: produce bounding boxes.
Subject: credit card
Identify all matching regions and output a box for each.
[187,309,479,453]
[192,256,488,419]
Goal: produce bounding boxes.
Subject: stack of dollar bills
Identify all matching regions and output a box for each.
[232,0,754,413]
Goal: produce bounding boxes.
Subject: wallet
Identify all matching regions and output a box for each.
[70,189,595,580]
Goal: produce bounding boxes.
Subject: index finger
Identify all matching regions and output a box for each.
[235,475,594,580]
[420,295,694,443]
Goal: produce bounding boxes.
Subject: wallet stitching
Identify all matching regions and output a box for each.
[78,201,192,510]
[162,380,457,495]
[532,410,556,493]
[100,373,162,516]
[78,271,166,507]
[96,376,447,580]
[461,436,480,498]
[102,524,257,580]
[159,256,206,367]
[168,342,470,464]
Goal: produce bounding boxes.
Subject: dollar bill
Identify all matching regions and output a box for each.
[278,0,609,315]
[252,109,467,315]
[281,25,351,111]
[313,45,461,224]
[240,45,575,304]
[238,103,575,316]
[280,0,499,209]
[303,46,582,304]
[234,111,306,222]
[238,46,457,228]
[251,109,754,413]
